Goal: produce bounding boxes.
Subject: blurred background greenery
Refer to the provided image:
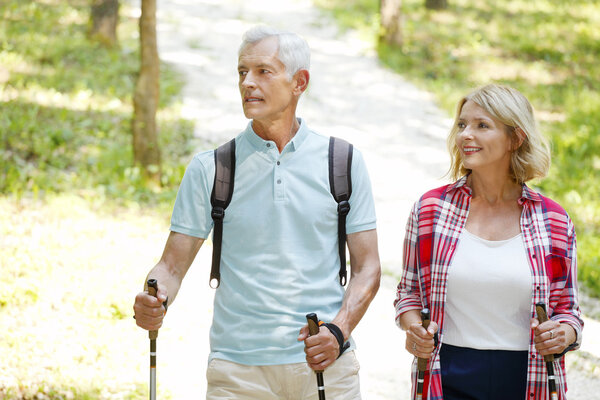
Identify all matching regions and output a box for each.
[1,0,598,398]
[315,0,600,294]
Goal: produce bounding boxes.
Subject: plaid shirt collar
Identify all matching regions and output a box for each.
[445,174,543,204]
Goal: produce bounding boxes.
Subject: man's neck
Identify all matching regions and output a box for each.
[252,115,300,153]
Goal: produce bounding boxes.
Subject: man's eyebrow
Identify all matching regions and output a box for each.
[238,62,276,70]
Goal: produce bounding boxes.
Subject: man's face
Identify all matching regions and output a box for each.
[237,37,297,123]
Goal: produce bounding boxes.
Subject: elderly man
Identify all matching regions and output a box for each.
[133,25,381,399]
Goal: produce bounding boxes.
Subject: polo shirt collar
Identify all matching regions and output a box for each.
[243,118,309,153]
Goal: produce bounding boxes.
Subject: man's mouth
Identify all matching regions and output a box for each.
[245,97,263,103]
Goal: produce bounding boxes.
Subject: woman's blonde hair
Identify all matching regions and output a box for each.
[447,84,551,183]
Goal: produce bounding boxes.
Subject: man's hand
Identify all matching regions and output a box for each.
[133,283,168,331]
[298,324,339,370]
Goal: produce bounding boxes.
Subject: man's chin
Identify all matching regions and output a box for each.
[242,108,262,120]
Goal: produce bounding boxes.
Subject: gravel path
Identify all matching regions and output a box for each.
[146,0,600,398]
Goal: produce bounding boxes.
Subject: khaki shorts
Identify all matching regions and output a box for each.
[206,350,361,400]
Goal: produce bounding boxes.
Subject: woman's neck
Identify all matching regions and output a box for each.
[467,171,522,205]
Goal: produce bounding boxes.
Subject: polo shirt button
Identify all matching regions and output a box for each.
[277,161,280,165]
[277,179,281,184]
[266,143,271,148]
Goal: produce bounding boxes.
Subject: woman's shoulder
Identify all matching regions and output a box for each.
[525,186,570,218]
[417,181,464,205]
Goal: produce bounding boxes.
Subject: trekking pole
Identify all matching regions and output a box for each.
[416,308,431,400]
[306,313,326,400]
[535,303,559,400]
[147,279,159,400]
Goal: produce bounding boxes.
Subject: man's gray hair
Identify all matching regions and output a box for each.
[239,25,310,80]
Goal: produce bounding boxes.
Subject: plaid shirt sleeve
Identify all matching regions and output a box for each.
[548,216,583,345]
[395,201,424,326]
[523,191,583,400]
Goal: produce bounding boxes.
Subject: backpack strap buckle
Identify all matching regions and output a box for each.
[211,207,225,221]
[337,200,350,216]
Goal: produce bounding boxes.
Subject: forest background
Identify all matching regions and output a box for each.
[1,0,599,398]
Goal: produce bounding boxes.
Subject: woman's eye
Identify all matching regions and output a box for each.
[457,122,465,129]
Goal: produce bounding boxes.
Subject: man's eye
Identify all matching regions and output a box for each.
[261,69,269,74]
[238,71,247,76]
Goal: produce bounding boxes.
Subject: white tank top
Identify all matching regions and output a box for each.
[443,229,532,350]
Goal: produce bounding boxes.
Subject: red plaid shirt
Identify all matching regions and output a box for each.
[395,176,583,400]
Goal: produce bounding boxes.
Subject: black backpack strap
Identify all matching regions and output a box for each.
[209,138,236,288]
[329,136,353,286]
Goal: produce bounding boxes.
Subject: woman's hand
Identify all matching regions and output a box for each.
[406,319,439,359]
[531,318,576,356]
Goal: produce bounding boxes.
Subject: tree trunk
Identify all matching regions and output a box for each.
[425,0,448,10]
[132,0,161,186]
[379,0,403,46]
[90,0,119,46]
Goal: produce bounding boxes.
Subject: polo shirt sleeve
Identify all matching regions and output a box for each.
[346,148,377,234]
[170,151,214,239]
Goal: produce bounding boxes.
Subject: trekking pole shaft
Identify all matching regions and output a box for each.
[306,313,326,400]
[416,308,431,400]
[147,279,159,400]
[535,303,558,400]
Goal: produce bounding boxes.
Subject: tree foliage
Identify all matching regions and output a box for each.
[316,0,600,296]
[0,0,195,205]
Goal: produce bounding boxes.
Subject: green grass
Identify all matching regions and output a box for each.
[315,0,600,296]
[0,196,173,399]
[0,0,197,397]
[0,0,198,210]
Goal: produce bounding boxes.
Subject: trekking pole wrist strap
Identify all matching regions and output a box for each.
[322,322,350,359]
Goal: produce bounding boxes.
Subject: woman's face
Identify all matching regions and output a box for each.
[455,100,513,175]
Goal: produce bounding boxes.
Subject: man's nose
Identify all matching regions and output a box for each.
[241,73,256,88]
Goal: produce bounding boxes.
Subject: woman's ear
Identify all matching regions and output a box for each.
[512,127,526,151]
[293,69,310,95]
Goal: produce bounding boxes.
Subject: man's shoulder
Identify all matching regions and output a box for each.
[184,149,215,176]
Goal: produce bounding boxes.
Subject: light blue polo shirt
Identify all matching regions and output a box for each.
[170,119,376,365]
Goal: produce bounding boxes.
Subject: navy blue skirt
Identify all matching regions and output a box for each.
[440,344,528,400]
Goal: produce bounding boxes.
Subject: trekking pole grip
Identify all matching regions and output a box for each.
[306,313,323,373]
[147,279,159,340]
[417,308,431,371]
[535,303,555,363]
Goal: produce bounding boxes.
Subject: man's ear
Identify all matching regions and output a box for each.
[292,69,310,95]
[512,127,526,151]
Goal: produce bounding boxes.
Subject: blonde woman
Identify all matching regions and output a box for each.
[394,84,583,400]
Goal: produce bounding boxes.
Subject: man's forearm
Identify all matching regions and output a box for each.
[145,261,185,306]
[332,262,381,341]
